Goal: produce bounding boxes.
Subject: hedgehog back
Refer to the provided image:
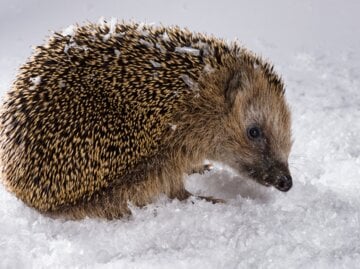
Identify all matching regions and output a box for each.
[0,22,232,211]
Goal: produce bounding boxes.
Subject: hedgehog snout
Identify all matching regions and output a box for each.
[274,175,292,192]
[267,162,292,192]
[245,160,293,192]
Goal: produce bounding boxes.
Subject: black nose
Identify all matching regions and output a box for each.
[275,175,292,192]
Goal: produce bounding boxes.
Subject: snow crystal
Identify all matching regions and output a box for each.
[103,34,111,42]
[64,42,87,54]
[136,22,145,29]
[138,29,149,37]
[170,124,177,131]
[102,17,118,42]
[136,23,152,37]
[149,60,161,68]
[162,31,170,42]
[114,49,121,57]
[203,64,215,74]
[155,43,167,53]
[195,41,210,56]
[139,39,153,48]
[139,30,149,37]
[59,80,65,88]
[29,76,41,85]
[64,44,71,54]
[180,74,197,89]
[61,25,76,37]
[98,16,107,28]
[175,46,200,56]
[108,18,117,34]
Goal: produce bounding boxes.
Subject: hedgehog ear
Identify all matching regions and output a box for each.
[224,71,244,108]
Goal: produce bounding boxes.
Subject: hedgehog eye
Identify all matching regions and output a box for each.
[247,126,261,140]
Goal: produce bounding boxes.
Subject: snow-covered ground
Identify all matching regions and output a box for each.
[1,0,359,268]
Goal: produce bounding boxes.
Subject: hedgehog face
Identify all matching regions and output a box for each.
[220,66,293,192]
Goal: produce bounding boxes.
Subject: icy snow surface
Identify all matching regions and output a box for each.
[0,0,359,268]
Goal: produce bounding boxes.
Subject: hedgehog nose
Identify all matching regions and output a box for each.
[275,175,292,192]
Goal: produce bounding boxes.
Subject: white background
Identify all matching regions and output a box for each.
[0,0,359,268]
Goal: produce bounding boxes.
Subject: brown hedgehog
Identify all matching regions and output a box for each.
[0,19,292,219]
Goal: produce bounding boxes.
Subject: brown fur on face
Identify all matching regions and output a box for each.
[204,59,293,191]
[168,56,292,193]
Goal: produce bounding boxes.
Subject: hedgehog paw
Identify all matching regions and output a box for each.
[172,189,192,201]
[189,163,214,175]
[196,195,225,204]
[172,189,225,204]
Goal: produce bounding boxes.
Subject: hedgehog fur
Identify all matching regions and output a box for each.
[0,19,292,219]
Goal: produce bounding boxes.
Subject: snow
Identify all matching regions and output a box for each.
[180,74,197,89]
[170,124,177,131]
[61,25,76,37]
[64,42,88,54]
[137,23,151,37]
[150,60,161,68]
[161,31,170,42]
[156,43,167,54]
[101,17,118,42]
[59,80,66,88]
[64,43,73,54]
[114,49,121,58]
[175,46,200,56]
[139,38,154,48]
[0,0,360,268]
[29,76,41,85]
[203,64,215,74]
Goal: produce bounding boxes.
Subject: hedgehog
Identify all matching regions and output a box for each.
[0,19,292,220]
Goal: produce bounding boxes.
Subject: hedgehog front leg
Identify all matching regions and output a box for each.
[169,187,192,201]
[121,168,224,208]
[196,195,225,204]
[170,188,225,204]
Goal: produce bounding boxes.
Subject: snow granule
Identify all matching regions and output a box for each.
[102,17,118,42]
[114,49,121,57]
[64,42,87,54]
[98,16,107,28]
[162,31,170,42]
[139,39,153,48]
[170,124,177,131]
[180,74,197,89]
[156,43,166,53]
[175,46,200,56]
[150,60,161,68]
[29,76,41,85]
[59,80,65,88]
[203,64,215,74]
[137,22,156,37]
[61,25,76,37]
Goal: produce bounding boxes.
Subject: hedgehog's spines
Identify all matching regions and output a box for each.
[0,21,287,216]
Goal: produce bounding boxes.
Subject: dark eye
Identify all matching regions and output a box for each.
[247,126,261,140]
